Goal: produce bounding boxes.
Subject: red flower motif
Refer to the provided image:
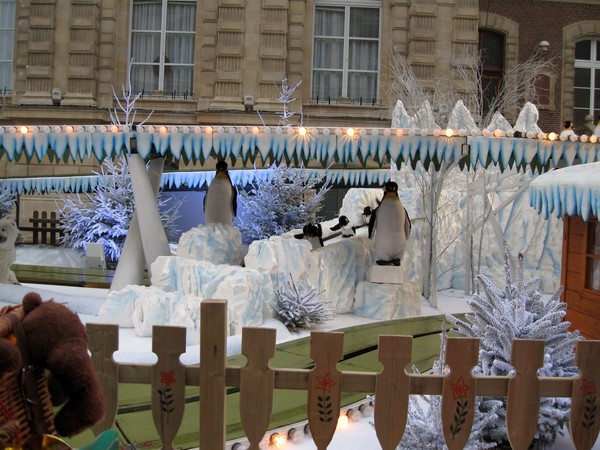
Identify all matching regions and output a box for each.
[315,372,337,393]
[581,378,597,396]
[161,370,176,386]
[450,376,469,401]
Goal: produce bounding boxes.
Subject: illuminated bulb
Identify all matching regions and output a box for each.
[20,126,29,134]
[205,126,213,134]
[346,128,355,137]
[110,125,119,133]
[65,125,74,133]
[537,132,546,140]
[493,129,504,138]
[298,127,307,136]
[287,427,304,444]
[590,135,598,144]
[269,432,287,448]
[395,129,404,137]
[569,134,578,142]
[580,134,589,143]
[159,126,168,134]
[547,132,557,141]
[252,126,260,135]
[337,414,349,428]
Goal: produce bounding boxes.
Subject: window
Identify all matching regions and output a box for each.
[479,30,505,115]
[573,39,600,127]
[130,0,196,97]
[0,0,15,93]
[586,218,600,292]
[311,2,380,104]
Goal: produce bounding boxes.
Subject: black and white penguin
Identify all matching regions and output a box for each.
[203,160,237,225]
[330,215,355,238]
[294,223,324,250]
[368,181,411,266]
[361,206,374,227]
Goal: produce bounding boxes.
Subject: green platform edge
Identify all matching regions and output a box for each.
[66,313,461,449]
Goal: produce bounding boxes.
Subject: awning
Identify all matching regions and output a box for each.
[529,162,600,221]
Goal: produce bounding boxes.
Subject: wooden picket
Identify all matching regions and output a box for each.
[86,299,600,450]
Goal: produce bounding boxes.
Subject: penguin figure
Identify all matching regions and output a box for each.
[330,215,355,238]
[559,120,575,139]
[294,223,324,250]
[368,181,411,266]
[204,160,237,225]
[361,207,374,226]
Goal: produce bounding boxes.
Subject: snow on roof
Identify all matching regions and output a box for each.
[529,162,600,221]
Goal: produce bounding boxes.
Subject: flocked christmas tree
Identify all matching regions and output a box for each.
[0,183,16,219]
[58,157,181,264]
[398,325,501,449]
[235,163,331,245]
[445,245,580,449]
[271,273,333,332]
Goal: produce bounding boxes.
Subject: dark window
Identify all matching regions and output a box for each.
[585,219,600,292]
[479,30,505,115]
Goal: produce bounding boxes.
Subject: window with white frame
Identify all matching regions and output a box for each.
[311,1,380,105]
[130,0,196,97]
[573,38,600,127]
[0,0,15,93]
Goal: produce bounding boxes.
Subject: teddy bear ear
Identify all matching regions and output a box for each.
[23,292,43,314]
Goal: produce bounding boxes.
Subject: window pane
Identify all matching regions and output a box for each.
[164,66,193,94]
[574,68,591,88]
[314,7,344,37]
[0,0,15,29]
[132,0,162,31]
[0,64,11,90]
[350,8,379,38]
[586,258,600,291]
[313,38,343,69]
[348,71,377,101]
[0,30,13,59]
[131,32,161,63]
[575,40,591,60]
[574,87,591,108]
[349,40,377,70]
[312,71,342,100]
[167,2,195,32]
[480,31,504,71]
[166,33,195,63]
[131,64,158,93]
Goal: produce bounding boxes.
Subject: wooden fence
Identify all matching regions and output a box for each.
[18,210,63,245]
[87,299,600,450]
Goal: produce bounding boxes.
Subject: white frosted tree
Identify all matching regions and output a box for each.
[275,78,302,127]
[0,182,16,219]
[445,245,580,448]
[235,163,331,245]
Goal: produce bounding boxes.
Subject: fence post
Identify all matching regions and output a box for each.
[441,337,479,450]
[307,332,344,450]
[151,326,186,450]
[570,339,600,450]
[87,323,119,436]
[506,339,545,450]
[375,335,412,450]
[239,327,276,450]
[200,299,228,449]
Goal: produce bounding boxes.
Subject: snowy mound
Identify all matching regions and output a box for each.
[177,223,246,265]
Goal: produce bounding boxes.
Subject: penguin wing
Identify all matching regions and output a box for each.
[232,185,238,216]
[294,233,305,240]
[330,223,342,231]
[368,210,377,239]
[404,207,411,239]
[203,192,206,213]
